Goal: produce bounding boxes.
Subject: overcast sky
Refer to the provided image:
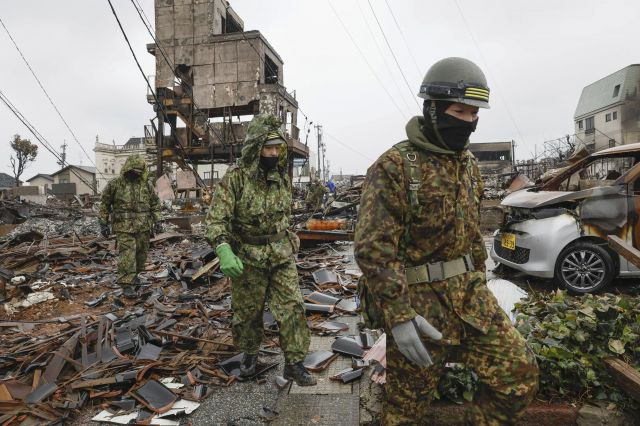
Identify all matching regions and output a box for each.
[1,0,638,180]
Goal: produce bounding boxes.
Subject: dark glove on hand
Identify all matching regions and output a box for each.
[99,223,110,238]
[151,222,162,237]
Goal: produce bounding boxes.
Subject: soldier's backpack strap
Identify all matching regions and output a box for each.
[394,141,422,213]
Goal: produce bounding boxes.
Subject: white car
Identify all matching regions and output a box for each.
[491,143,640,293]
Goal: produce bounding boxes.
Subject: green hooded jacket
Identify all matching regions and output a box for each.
[205,114,299,268]
[99,154,162,233]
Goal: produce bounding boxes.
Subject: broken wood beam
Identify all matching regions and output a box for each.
[604,357,640,403]
[607,235,640,269]
[153,330,235,348]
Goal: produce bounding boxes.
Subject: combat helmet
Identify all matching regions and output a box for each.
[418,57,490,108]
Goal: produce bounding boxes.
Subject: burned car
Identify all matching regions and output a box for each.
[491,143,640,293]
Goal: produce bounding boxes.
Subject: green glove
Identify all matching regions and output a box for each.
[216,243,244,278]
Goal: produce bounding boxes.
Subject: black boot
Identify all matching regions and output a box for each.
[122,286,137,299]
[240,353,258,377]
[284,361,317,386]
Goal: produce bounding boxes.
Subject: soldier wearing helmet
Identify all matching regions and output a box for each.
[354,57,539,424]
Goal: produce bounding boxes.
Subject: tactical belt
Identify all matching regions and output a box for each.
[405,253,474,285]
[239,231,287,245]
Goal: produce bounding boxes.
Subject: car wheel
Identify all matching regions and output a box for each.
[554,241,615,293]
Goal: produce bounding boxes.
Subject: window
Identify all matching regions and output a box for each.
[203,171,211,179]
[613,111,618,120]
[606,113,611,122]
[585,116,595,134]
[264,55,279,84]
[609,139,616,148]
[613,84,620,97]
[577,120,583,130]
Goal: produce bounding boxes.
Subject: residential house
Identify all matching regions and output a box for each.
[50,165,96,199]
[0,173,19,190]
[574,64,640,152]
[25,174,53,193]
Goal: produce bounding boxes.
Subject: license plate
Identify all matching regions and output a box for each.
[501,233,516,250]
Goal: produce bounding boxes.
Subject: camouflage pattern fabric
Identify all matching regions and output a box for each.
[231,260,309,363]
[205,114,310,362]
[305,180,327,210]
[354,116,538,424]
[115,232,150,285]
[99,154,161,286]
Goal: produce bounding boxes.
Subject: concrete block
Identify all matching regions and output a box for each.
[175,44,194,66]
[237,61,260,82]
[214,83,237,107]
[156,0,174,7]
[193,84,214,109]
[174,4,194,40]
[237,81,259,104]
[193,64,214,86]
[173,0,193,5]
[215,41,237,63]
[155,6,174,40]
[237,39,261,62]
[194,44,215,65]
[192,2,210,38]
[214,62,237,84]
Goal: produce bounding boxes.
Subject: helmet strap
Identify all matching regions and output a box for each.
[428,101,452,150]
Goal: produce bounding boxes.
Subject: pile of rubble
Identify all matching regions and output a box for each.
[0,200,387,424]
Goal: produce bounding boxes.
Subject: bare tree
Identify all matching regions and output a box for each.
[9,134,38,187]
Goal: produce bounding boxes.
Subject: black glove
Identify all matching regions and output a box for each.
[100,223,110,238]
[151,222,162,237]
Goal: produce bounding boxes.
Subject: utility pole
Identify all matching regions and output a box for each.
[315,124,323,180]
[58,140,67,168]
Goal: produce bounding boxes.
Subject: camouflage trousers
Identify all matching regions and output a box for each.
[115,231,150,286]
[383,272,539,425]
[231,259,310,364]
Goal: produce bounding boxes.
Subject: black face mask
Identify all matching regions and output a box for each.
[422,100,478,152]
[260,156,279,170]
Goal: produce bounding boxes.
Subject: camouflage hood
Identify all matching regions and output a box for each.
[405,116,457,156]
[239,114,287,173]
[121,154,149,181]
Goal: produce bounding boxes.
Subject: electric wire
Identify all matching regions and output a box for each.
[383,0,423,79]
[108,0,208,189]
[323,130,375,162]
[0,90,98,192]
[0,15,105,180]
[366,0,421,111]
[452,0,526,147]
[356,0,413,115]
[327,0,407,120]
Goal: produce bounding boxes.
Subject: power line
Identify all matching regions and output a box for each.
[383,0,423,79]
[327,0,407,120]
[452,0,526,145]
[0,90,98,192]
[356,0,413,115]
[323,130,375,162]
[366,0,421,111]
[0,15,105,180]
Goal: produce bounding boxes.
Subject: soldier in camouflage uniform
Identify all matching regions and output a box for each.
[205,114,316,386]
[354,58,538,425]
[305,177,328,211]
[99,154,162,299]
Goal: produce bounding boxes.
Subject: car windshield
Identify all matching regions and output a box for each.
[558,155,636,191]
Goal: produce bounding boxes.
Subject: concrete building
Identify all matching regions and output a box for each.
[50,165,96,199]
[25,174,53,193]
[94,137,155,193]
[574,64,640,152]
[148,0,308,177]
[469,141,514,176]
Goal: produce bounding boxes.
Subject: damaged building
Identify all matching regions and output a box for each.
[148,0,309,181]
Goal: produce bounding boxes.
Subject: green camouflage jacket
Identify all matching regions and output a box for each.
[354,116,487,328]
[99,154,162,233]
[305,180,327,206]
[205,114,298,268]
